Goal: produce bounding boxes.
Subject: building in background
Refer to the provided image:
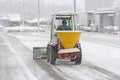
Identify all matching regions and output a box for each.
[0,14,21,27]
[0,16,9,26]
[85,0,120,32]
[27,18,51,26]
[7,14,21,26]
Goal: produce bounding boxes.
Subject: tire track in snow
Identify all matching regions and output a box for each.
[35,59,69,80]
[4,33,65,80]
[83,61,120,80]
[5,32,120,80]
[49,60,120,80]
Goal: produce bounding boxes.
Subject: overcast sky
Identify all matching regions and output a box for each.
[0,0,85,19]
[43,0,85,11]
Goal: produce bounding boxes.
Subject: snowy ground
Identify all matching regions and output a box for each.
[81,32,120,75]
[0,32,55,80]
[7,30,120,77]
[0,27,120,80]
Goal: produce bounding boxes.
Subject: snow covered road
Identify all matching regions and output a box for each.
[0,33,56,80]
[0,31,120,80]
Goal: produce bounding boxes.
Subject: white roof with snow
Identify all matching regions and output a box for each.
[7,14,21,22]
[0,16,9,21]
[27,18,50,23]
[52,11,78,16]
[87,7,116,14]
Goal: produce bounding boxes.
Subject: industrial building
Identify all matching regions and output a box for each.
[85,0,120,31]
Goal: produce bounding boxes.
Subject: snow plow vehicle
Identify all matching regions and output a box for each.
[47,12,82,65]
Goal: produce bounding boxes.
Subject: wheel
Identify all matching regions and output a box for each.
[75,53,82,65]
[75,46,82,65]
[47,44,50,62]
[71,59,75,62]
[49,45,57,65]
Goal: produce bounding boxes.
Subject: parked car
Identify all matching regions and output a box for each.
[90,24,98,32]
[82,26,91,32]
[103,26,119,33]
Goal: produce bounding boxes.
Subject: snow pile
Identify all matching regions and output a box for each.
[4,26,45,32]
[103,26,119,34]
[81,26,92,32]
[0,25,5,31]
[7,14,21,22]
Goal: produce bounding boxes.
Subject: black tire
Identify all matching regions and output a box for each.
[75,46,82,65]
[47,44,50,62]
[49,45,56,65]
[71,59,75,62]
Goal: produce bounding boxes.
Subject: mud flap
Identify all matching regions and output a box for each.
[33,47,47,59]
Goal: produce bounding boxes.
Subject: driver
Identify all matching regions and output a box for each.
[57,19,71,30]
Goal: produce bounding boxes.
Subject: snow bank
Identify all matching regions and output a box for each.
[0,25,5,31]
[4,26,45,32]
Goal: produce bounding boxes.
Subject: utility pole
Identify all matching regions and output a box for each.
[37,0,40,31]
[74,0,76,13]
[73,0,77,30]
[9,0,12,14]
[22,0,25,26]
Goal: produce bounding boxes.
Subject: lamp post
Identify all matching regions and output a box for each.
[22,0,25,26]
[73,0,77,30]
[74,0,76,13]
[37,0,40,31]
[9,0,12,13]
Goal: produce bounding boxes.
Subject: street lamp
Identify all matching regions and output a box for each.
[74,0,76,13]
[37,0,40,32]
[38,0,40,27]
[20,0,25,26]
[73,0,77,30]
